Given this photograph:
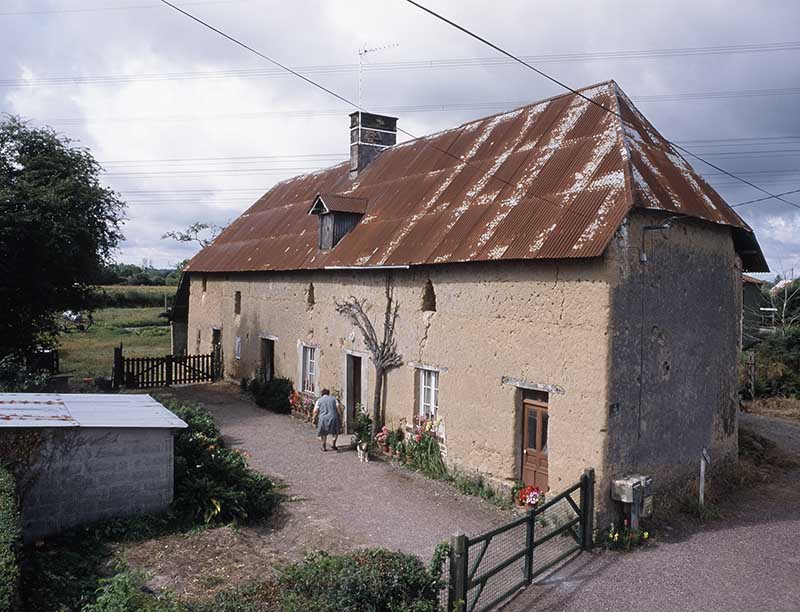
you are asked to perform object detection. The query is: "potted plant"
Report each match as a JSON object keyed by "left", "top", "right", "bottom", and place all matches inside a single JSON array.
[
  {"left": 517, "top": 485, "right": 544, "bottom": 509},
  {"left": 375, "top": 425, "right": 390, "bottom": 453},
  {"left": 511, "top": 481, "right": 525, "bottom": 507}
]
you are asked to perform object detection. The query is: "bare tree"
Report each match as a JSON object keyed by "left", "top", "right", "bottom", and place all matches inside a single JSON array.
[
  {"left": 768, "top": 275, "right": 800, "bottom": 335},
  {"left": 335, "top": 277, "right": 403, "bottom": 428},
  {"left": 162, "top": 222, "right": 224, "bottom": 249}
]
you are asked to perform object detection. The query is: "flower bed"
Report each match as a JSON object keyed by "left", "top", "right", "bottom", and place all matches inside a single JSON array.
[{"left": 289, "top": 391, "right": 315, "bottom": 422}]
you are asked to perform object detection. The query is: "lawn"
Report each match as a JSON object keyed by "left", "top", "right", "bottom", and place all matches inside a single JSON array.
[{"left": 58, "top": 307, "right": 171, "bottom": 383}]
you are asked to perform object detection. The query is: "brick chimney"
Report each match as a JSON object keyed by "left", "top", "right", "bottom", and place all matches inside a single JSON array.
[{"left": 349, "top": 111, "right": 397, "bottom": 179}]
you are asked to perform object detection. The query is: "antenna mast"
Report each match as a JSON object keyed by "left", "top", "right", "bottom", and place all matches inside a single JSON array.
[{"left": 357, "top": 42, "right": 399, "bottom": 107}]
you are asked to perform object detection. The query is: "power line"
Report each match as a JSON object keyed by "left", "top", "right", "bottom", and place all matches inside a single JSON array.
[
  {"left": 730, "top": 189, "right": 800, "bottom": 208},
  {"left": 404, "top": 0, "right": 800, "bottom": 212},
  {"left": 0, "top": 0, "right": 243, "bottom": 17},
  {"left": 99, "top": 152, "right": 346, "bottom": 164},
  {"left": 155, "top": 0, "right": 606, "bottom": 229},
  {"left": 24, "top": 86, "right": 800, "bottom": 128},
  {"left": 4, "top": 40, "right": 800, "bottom": 87}
]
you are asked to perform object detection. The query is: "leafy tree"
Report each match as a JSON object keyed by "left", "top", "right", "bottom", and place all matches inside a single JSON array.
[{"left": 0, "top": 116, "right": 124, "bottom": 356}]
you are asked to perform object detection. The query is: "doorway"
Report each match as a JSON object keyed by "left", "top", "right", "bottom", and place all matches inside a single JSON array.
[
  {"left": 259, "top": 338, "right": 275, "bottom": 383},
  {"left": 345, "top": 354, "right": 362, "bottom": 434},
  {"left": 521, "top": 390, "right": 549, "bottom": 491},
  {"left": 211, "top": 328, "right": 223, "bottom": 378}
]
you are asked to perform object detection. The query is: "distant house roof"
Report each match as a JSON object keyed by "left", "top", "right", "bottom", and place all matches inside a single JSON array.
[
  {"left": 188, "top": 80, "right": 767, "bottom": 274},
  {"left": 0, "top": 394, "right": 188, "bottom": 429},
  {"left": 742, "top": 274, "right": 766, "bottom": 285}
]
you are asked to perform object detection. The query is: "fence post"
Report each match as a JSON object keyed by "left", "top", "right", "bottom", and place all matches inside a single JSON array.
[
  {"left": 112, "top": 345, "right": 123, "bottom": 389},
  {"left": 524, "top": 507, "right": 535, "bottom": 585},
  {"left": 581, "top": 468, "right": 596, "bottom": 550},
  {"left": 449, "top": 533, "right": 467, "bottom": 612},
  {"left": 165, "top": 355, "right": 173, "bottom": 387}
]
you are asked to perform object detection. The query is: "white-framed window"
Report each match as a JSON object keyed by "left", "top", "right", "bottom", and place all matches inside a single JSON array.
[
  {"left": 418, "top": 368, "right": 439, "bottom": 420},
  {"left": 302, "top": 345, "right": 317, "bottom": 394},
  {"left": 234, "top": 336, "right": 242, "bottom": 360}
]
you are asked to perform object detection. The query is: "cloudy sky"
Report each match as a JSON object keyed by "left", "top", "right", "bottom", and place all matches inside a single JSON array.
[{"left": 2, "top": 0, "right": 799, "bottom": 278}]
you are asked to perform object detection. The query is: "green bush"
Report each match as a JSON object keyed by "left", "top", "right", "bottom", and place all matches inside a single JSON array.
[
  {"left": 0, "top": 355, "right": 49, "bottom": 392},
  {"left": 167, "top": 401, "right": 281, "bottom": 525},
  {"left": 755, "top": 328, "right": 800, "bottom": 397},
  {"left": 82, "top": 568, "right": 183, "bottom": 612},
  {"left": 252, "top": 378, "right": 294, "bottom": 414},
  {"left": 278, "top": 549, "right": 442, "bottom": 612},
  {"left": 352, "top": 409, "right": 373, "bottom": 450},
  {"left": 0, "top": 466, "right": 20, "bottom": 611},
  {"left": 186, "top": 581, "right": 280, "bottom": 612},
  {"left": 406, "top": 435, "right": 448, "bottom": 480},
  {"left": 453, "top": 473, "right": 499, "bottom": 503}
]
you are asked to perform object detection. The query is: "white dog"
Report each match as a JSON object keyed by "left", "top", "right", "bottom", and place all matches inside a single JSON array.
[{"left": 356, "top": 441, "right": 370, "bottom": 463}]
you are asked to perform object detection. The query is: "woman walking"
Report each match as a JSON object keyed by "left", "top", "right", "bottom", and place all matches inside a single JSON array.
[{"left": 312, "top": 388, "right": 341, "bottom": 451}]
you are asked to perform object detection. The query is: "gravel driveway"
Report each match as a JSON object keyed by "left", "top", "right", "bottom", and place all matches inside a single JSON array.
[
  {"left": 503, "top": 412, "right": 800, "bottom": 612},
  {"left": 166, "top": 384, "right": 509, "bottom": 559}
]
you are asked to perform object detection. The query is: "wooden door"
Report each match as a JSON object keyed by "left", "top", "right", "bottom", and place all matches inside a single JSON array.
[{"left": 522, "top": 396, "right": 549, "bottom": 490}]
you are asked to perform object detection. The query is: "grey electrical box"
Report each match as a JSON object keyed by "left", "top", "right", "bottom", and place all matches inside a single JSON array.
[{"left": 611, "top": 474, "right": 654, "bottom": 526}]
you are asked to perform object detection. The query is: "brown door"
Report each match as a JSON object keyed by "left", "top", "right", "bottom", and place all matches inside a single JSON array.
[{"left": 522, "top": 394, "right": 549, "bottom": 490}]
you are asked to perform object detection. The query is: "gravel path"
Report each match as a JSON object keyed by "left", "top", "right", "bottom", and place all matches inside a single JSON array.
[
  {"left": 503, "top": 412, "right": 800, "bottom": 612},
  {"left": 166, "top": 384, "right": 509, "bottom": 559}
]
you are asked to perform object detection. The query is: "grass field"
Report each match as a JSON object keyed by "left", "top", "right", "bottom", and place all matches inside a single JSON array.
[{"left": 58, "top": 307, "right": 171, "bottom": 383}]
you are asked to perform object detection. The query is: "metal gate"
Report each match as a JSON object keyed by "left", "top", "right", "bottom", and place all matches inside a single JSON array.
[{"left": 448, "top": 468, "right": 595, "bottom": 612}]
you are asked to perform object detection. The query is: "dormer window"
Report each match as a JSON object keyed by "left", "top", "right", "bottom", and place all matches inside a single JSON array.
[{"left": 308, "top": 193, "right": 368, "bottom": 251}]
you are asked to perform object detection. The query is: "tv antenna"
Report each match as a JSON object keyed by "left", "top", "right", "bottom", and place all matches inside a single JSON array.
[{"left": 358, "top": 42, "right": 399, "bottom": 107}]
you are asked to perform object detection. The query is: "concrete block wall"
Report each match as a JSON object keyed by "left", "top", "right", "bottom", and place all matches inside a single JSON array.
[{"left": 22, "top": 428, "right": 174, "bottom": 541}]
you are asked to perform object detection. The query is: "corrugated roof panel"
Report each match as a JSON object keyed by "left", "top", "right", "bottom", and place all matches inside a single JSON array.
[
  {"left": 0, "top": 394, "right": 187, "bottom": 429},
  {"left": 187, "top": 80, "right": 766, "bottom": 274}
]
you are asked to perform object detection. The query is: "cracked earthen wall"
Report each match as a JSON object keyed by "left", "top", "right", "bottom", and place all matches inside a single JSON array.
[{"left": 187, "top": 259, "right": 613, "bottom": 494}]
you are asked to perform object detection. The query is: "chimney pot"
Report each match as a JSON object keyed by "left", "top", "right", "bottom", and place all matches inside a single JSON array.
[{"left": 349, "top": 111, "right": 397, "bottom": 179}]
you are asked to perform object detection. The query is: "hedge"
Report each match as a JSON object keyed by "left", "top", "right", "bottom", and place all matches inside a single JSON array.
[
  {"left": 0, "top": 466, "right": 19, "bottom": 611},
  {"left": 249, "top": 378, "right": 294, "bottom": 414},
  {"left": 279, "top": 549, "right": 442, "bottom": 611},
  {"left": 163, "top": 400, "right": 282, "bottom": 525}
]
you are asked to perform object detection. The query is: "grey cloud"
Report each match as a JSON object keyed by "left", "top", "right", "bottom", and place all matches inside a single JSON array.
[{"left": 2, "top": 0, "right": 799, "bottom": 275}]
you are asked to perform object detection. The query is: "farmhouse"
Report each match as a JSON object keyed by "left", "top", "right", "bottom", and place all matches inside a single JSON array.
[
  {"left": 173, "top": 81, "right": 767, "bottom": 500},
  {"left": 0, "top": 393, "right": 186, "bottom": 541}
]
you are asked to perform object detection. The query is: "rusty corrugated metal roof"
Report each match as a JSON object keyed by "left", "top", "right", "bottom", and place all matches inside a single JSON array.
[{"left": 188, "top": 80, "right": 767, "bottom": 273}]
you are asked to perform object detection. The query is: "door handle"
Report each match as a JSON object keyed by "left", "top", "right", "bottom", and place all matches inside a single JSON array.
[{"left": 523, "top": 449, "right": 528, "bottom": 455}]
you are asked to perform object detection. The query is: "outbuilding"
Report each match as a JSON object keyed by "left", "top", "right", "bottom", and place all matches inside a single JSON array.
[{"left": 0, "top": 393, "right": 186, "bottom": 541}]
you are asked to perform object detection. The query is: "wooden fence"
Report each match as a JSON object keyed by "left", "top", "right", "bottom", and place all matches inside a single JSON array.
[{"left": 113, "top": 346, "right": 219, "bottom": 389}]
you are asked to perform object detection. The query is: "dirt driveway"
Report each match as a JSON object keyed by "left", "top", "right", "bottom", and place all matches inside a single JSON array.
[
  {"left": 503, "top": 412, "right": 800, "bottom": 612},
  {"left": 165, "top": 384, "right": 509, "bottom": 559}
]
